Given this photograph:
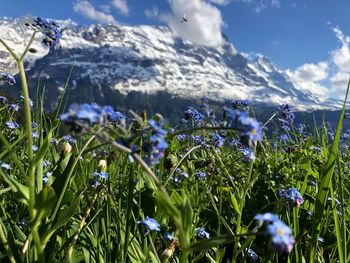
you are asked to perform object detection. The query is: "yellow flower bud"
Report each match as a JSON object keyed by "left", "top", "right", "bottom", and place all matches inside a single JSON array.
[{"left": 98, "top": 159, "right": 107, "bottom": 171}]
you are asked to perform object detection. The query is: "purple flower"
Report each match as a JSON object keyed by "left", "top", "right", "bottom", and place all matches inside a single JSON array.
[
  {"left": 143, "top": 119, "right": 168, "bottom": 164},
  {"left": 137, "top": 216, "right": 160, "bottom": 232},
  {"left": 0, "top": 73, "right": 16, "bottom": 85},
  {"left": 278, "top": 188, "right": 304, "bottom": 207},
  {"left": 195, "top": 227, "right": 210, "bottom": 239},
  {"left": 5, "top": 121, "right": 19, "bottom": 130}
]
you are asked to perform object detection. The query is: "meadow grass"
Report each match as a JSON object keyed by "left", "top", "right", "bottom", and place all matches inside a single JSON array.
[{"left": 0, "top": 17, "right": 349, "bottom": 263}]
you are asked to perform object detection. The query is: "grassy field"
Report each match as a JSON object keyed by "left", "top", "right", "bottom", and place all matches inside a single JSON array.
[{"left": 0, "top": 17, "right": 349, "bottom": 263}]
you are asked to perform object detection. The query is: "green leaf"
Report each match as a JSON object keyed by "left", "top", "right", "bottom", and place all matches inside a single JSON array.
[
  {"left": 32, "top": 186, "right": 57, "bottom": 227},
  {"left": 230, "top": 193, "right": 241, "bottom": 217},
  {"left": 187, "top": 234, "right": 235, "bottom": 253},
  {"left": 0, "top": 171, "right": 29, "bottom": 206}
]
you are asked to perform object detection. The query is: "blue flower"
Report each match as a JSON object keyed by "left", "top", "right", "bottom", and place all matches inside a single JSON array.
[
  {"left": 184, "top": 107, "right": 204, "bottom": 125},
  {"left": 43, "top": 172, "right": 53, "bottom": 183},
  {"left": 0, "top": 162, "right": 12, "bottom": 170},
  {"left": 63, "top": 135, "right": 75, "bottom": 143},
  {"left": 32, "top": 145, "right": 38, "bottom": 152},
  {"left": 232, "top": 99, "right": 250, "bottom": 110},
  {"left": 327, "top": 197, "right": 341, "bottom": 206},
  {"left": 278, "top": 104, "right": 295, "bottom": 123},
  {"left": 92, "top": 171, "right": 109, "bottom": 180},
  {"left": 0, "top": 96, "right": 8, "bottom": 104},
  {"left": 32, "top": 131, "right": 39, "bottom": 139},
  {"left": 60, "top": 103, "right": 124, "bottom": 129},
  {"left": 247, "top": 248, "right": 259, "bottom": 262},
  {"left": 194, "top": 171, "right": 207, "bottom": 180},
  {"left": 8, "top": 104, "right": 20, "bottom": 112},
  {"left": 278, "top": 188, "right": 304, "bottom": 207},
  {"left": 254, "top": 213, "right": 280, "bottom": 226},
  {"left": 43, "top": 160, "right": 51, "bottom": 168},
  {"left": 137, "top": 216, "right": 160, "bottom": 232},
  {"left": 211, "top": 133, "right": 224, "bottom": 147},
  {"left": 195, "top": 227, "right": 210, "bottom": 239},
  {"left": 19, "top": 96, "right": 33, "bottom": 108},
  {"left": 266, "top": 220, "right": 295, "bottom": 253},
  {"left": 28, "top": 17, "right": 62, "bottom": 47},
  {"left": 239, "top": 148, "right": 256, "bottom": 162},
  {"left": 164, "top": 232, "right": 175, "bottom": 241},
  {"left": 0, "top": 73, "right": 16, "bottom": 85},
  {"left": 5, "top": 121, "right": 19, "bottom": 130}
]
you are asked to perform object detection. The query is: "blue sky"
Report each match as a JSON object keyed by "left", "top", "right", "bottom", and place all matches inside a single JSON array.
[{"left": 1, "top": 0, "right": 350, "bottom": 98}]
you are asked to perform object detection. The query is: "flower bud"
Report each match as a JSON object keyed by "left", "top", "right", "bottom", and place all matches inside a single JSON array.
[{"left": 98, "top": 159, "right": 107, "bottom": 171}]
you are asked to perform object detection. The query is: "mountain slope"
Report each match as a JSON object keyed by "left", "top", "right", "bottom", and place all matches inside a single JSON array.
[{"left": 0, "top": 16, "right": 341, "bottom": 111}]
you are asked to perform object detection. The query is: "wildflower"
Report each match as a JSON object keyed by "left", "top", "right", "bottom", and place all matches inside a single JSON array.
[
  {"left": 175, "top": 168, "right": 188, "bottom": 178},
  {"left": 191, "top": 135, "right": 206, "bottom": 146},
  {"left": 92, "top": 171, "right": 109, "bottom": 180},
  {"left": 278, "top": 188, "right": 304, "bottom": 207},
  {"left": 280, "top": 134, "right": 290, "bottom": 143},
  {"left": 211, "top": 133, "right": 224, "bottom": 147},
  {"left": 194, "top": 171, "right": 207, "bottom": 180},
  {"left": 195, "top": 227, "right": 210, "bottom": 239},
  {"left": 326, "top": 197, "right": 341, "bottom": 206},
  {"left": 230, "top": 138, "right": 241, "bottom": 146},
  {"left": 137, "top": 216, "right": 160, "bottom": 232},
  {"left": 0, "top": 96, "right": 8, "bottom": 104},
  {"left": 239, "top": 148, "right": 256, "bottom": 162},
  {"left": 247, "top": 248, "right": 259, "bottom": 262},
  {"left": 318, "top": 237, "right": 325, "bottom": 243},
  {"left": 5, "top": 121, "right": 19, "bottom": 130},
  {"left": 0, "top": 73, "right": 16, "bottom": 85},
  {"left": 164, "top": 232, "right": 175, "bottom": 241},
  {"left": 32, "top": 145, "right": 38, "bottom": 152},
  {"left": 254, "top": 213, "right": 280, "bottom": 227},
  {"left": 232, "top": 99, "right": 250, "bottom": 110},
  {"left": 32, "top": 122, "right": 38, "bottom": 129},
  {"left": 278, "top": 104, "right": 295, "bottom": 123},
  {"left": 90, "top": 180, "right": 101, "bottom": 188},
  {"left": 176, "top": 134, "right": 187, "bottom": 141},
  {"left": 8, "top": 104, "right": 20, "bottom": 112},
  {"left": 184, "top": 107, "right": 204, "bottom": 125},
  {"left": 143, "top": 119, "right": 168, "bottom": 164},
  {"left": 27, "top": 17, "right": 62, "bottom": 46},
  {"left": 43, "top": 172, "right": 53, "bottom": 183},
  {"left": 43, "top": 159, "right": 51, "bottom": 168},
  {"left": 32, "top": 131, "right": 39, "bottom": 139},
  {"left": 267, "top": 220, "right": 295, "bottom": 253},
  {"left": 0, "top": 162, "right": 12, "bottom": 170},
  {"left": 60, "top": 103, "right": 123, "bottom": 129}
]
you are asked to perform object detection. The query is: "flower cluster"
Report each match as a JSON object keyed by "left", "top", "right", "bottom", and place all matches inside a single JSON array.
[
  {"left": 231, "top": 99, "right": 250, "bottom": 110},
  {"left": 90, "top": 171, "right": 109, "bottom": 188},
  {"left": 143, "top": 119, "right": 168, "bottom": 164},
  {"left": 5, "top": 121, "right": 19, "bottom": 130},
  {"left": 254, "top": 213, "right": 295, "bottom": 253},
  {"left": 278, "top": 188, "right": 304, "bottom": 207},
  {"left": 225, "top": 108, "right": 262, "bottom": 147},
  {"left": 26, "top": 17, "right": 62, "bottom": 47},
  {"left": 211, "top": 133, "right": 224, "bottom": 147},
  {"left": 137, "top": 216, "right": 160, "bottom": 232},
  {"left": 0, "top": 73, "right": 16, "bottom": 85},
  {"left": 195, "top": 227, "right": 210, "bottom": 239},
  {"left": 60, "top": 103, "right": 125, "bottom": 129},
  {"left": 278, "top": 104, "right": 295, "bottom": 123},
  {"left": 184, "top": 107, "right": 204, "bottom": 125}
]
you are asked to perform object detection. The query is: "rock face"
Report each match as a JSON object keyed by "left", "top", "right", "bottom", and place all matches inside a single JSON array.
[{"left": 0, "top": 16, "right": 341, "bottom": 113}]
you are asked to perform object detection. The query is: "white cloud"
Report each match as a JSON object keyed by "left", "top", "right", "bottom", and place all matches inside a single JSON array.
[
  {"left": 73, "top": 1, "right": 117, "bottom": 24},
  {"left": 207, "top": 0, "right": 231, "bottom": 5},
  {"left": 286, "top": 62, "right": 329, "bottom": 96},
  {"left": 111, "top": 0, "right": 129, "bottom": 16},
  {"left": 232, "top": 0, "right": 280, "bottom": 13},
  {"left": 330, "top": 27, "right": 350, "bottom": 72},
  {"left": 159, "top": 0, "right": 225, "bottom": 47}
]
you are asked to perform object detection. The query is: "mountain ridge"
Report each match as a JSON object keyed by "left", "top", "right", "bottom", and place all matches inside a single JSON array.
[{"left": 0, "top": 16, "right": 342, "bottom": 112}]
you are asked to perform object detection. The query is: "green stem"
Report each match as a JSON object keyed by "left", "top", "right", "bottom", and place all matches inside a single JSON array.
[
  {"left": 293, "top": 207, "right": 302, "bottom": 263},
  {"left": 0, "top": 37, "right": 19, "bottom": 60},
  {"left": 0, "top": 218, "right": 16, "bottom": 263}
]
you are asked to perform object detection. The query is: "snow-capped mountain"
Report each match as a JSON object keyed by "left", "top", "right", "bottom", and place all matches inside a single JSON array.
[{"left": 0, "top": 16, "right": 341, "bottom": 111}]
